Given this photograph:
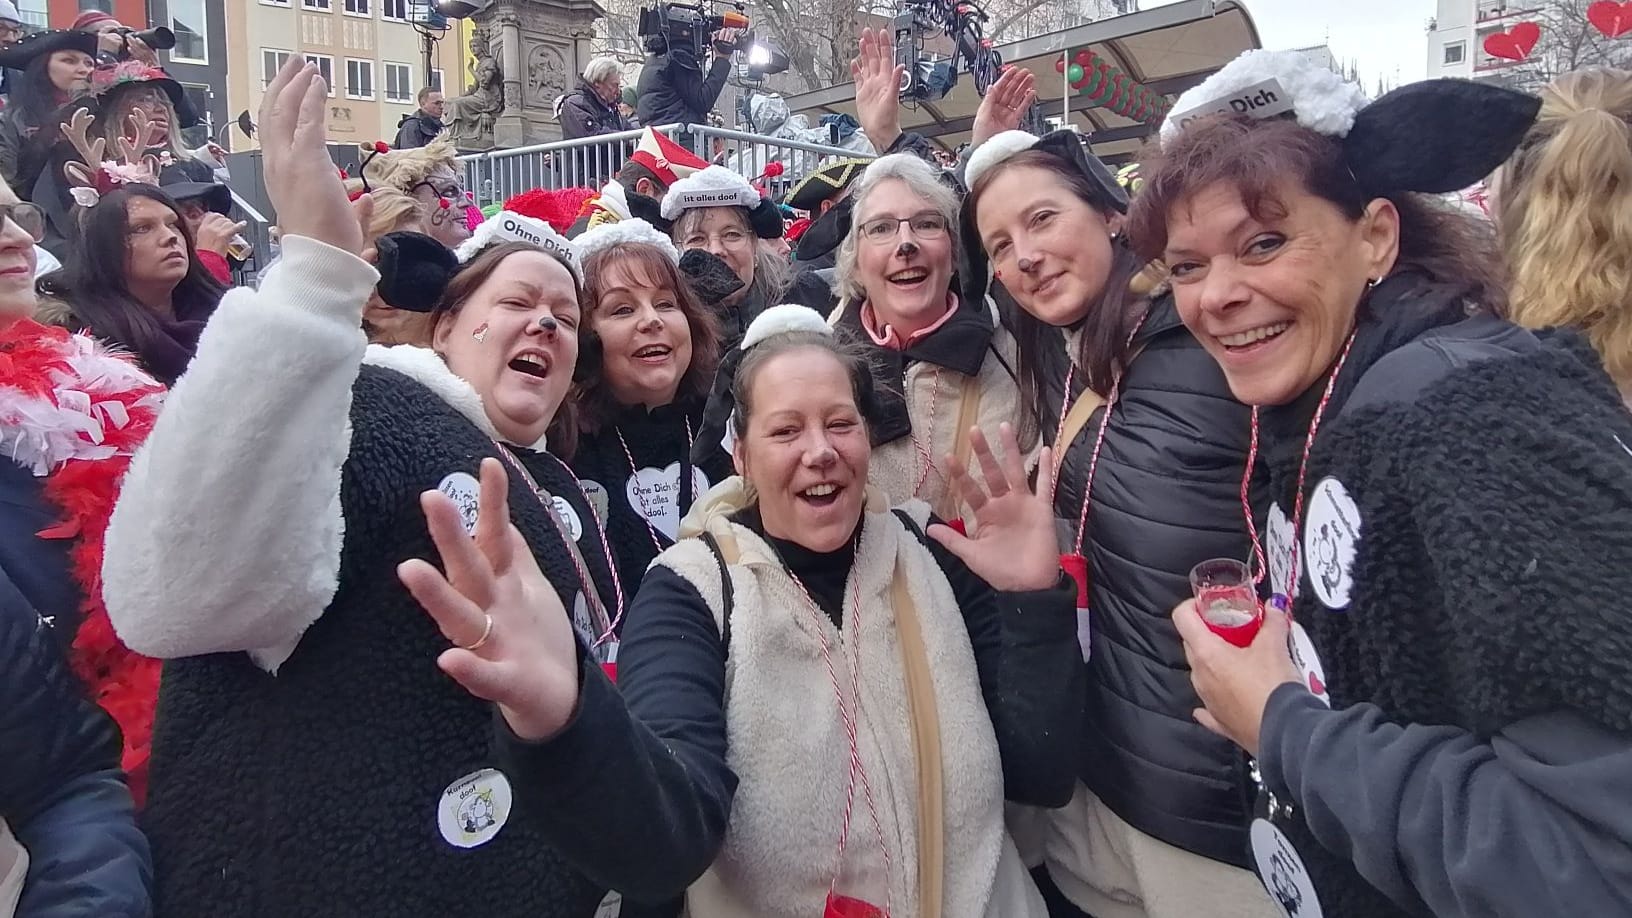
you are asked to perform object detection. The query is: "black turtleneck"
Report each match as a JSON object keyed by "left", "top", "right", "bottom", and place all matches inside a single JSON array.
[{"left": 732, "top": 505, "right": 862, "bottom": 627}]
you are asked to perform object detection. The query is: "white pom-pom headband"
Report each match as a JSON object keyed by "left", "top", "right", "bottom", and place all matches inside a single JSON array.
[
  {"left": 739, "top": 303, "right": 833, "bottom": 350},
  {"left": 454, "top": 210, "right": 582, "bottom": 283},
  {"left": 964, "top": 130, "right": 1043, "bottom": 192},
  {"left": 1161, "top": 49, "right": 1367, "bottom": 144},
  {"left": 574, "top": 218, "right": 681, "bottom": 265},
  {"left": 660, "top": 165, "right": 761, "bottom": 220}
]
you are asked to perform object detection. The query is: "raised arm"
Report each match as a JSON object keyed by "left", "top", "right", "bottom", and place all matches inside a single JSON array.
[{"left": 103, "top": 58, "right": 377, "bottom": 671}]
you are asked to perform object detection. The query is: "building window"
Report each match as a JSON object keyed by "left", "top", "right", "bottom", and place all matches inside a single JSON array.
[
  {"left": 430, "top": 68, "right": 444, "bottom": 93},
  {"left": 384, "top": 62, "right": 413, "bottom": 102},
  {"left": 303, "top": 0, "right": 331, "bottom": 9},
  {"left": 259, "top": 0, "right": 292, "bottom": 6},
  {"left": 262, "top": 48, "right": 292, "bottom": 87},
  {"left": 14, "top": 0, "right": 46, "bottom": 29},
  {"left": 1443, "top": 41, "right": 1465, "bottom": 65},
  {"left": 78, "top": 0, "right": 114, "bottom": 11},
  {"left": 169, "top": 0, "right": 208, "bottom": 63},
  {"left": 382, "top": 0, "right": 408, "bottom": 19},
  {"left": 344, "top": 0, "right": 370, "bottom": 15},
  {"left": 345, "top": 58, "right": 375, "bottom": 100},
  {"left": 305, "top": 54, "right": 335, "bottom": 96}
]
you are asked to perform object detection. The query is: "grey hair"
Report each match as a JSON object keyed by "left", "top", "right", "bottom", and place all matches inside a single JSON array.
[
  {"left": 833, "top": 153, "right": 960, "bottom": 304},
  {"left": 582, "top": 56, "right": 622, "bottom": 86},
  {"left": 673, "top": 205, "right": 790, "bottom": 308}
]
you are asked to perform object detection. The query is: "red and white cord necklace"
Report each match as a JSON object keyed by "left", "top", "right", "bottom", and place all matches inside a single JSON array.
[
  {"left": 1054, "top": 313, "right": 1149, "bottom": 555},
  {"left": 787, "top": 570, "right": 895, "bottom": 913},
  {"left": 1240, "top": 328, "right": 1359, "bottom": 617},
  {"left": 910, "top": 367, "right": 944, "bottom": 498},
  {"left": 615, "top": 416, "right": 695, "bottom": 555}
]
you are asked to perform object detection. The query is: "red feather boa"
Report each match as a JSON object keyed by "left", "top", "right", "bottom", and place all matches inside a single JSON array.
[{"left": 0, "top": 319, "right": 164, "bottom": 805}]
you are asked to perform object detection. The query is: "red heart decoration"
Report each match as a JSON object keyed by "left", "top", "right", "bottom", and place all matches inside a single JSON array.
[
  {"left": 1483, "top": 21, "right": 1541, "bottom": 61},
  {"left": 1588, "top": 1, "right": 1632, "bottom": 38},
  {"left": 1307, "top": 671, "right": 1326, "bottom": 695}
]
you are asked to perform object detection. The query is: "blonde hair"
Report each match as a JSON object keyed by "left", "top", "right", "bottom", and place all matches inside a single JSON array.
[
  {"left": 362, "top": 187, "right": 428, "bottom": 240},
  {"left": 1498, "top": 67, "right": 1632, "bottom": 387}
]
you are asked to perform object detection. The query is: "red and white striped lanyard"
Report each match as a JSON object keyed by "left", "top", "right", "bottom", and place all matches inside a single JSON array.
[
  {"left": 615, "top": 416, "right": 695, "bottom": 556},
  {"left": 1239, "top": 329, "right": 1358, "bottom": 616},
  {"left": 1053, "top": 314, "right": 1149, "bottom": 556},
  {"left": 493, "top": 443, "right": 628, "bottom": 646},
  {"left": 787, "top": 570, "right": 895, "bottom": 912},
  {"left": 910, "top": 367, "right": 944, "bottom": 498}
]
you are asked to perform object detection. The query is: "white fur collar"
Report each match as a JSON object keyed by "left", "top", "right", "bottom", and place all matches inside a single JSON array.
[{"left": 362, "top": 344, "right": 550, "bottom": 452}]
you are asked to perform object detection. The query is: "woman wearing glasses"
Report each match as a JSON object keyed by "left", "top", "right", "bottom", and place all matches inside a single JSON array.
[
  {"left": 827, "top": 152, "right": 1030, "bottom": 521},
  {"left": 660, "top": 164, "right": 791, "bottom": 347}
]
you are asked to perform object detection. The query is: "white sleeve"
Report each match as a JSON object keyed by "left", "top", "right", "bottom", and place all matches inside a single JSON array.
[{"left": 103, "top": 236, "right": 379, "bottom": 673}]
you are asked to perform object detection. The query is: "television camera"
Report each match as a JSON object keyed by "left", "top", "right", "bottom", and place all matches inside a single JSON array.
[
  {"left": 639, "top": 1, "right": 754, "bottom": 60},
  {"left": 893, "top": 0, "right": 1042, "bottom": 130}
]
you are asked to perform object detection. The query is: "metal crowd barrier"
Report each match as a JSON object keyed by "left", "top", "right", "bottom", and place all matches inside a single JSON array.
[{"left": 457, "top": 123, "right": 871, "bottom": 205}]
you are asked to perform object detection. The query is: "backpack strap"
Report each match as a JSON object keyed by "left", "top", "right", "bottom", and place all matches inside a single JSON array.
[
  {"left": 698, "top": 529, "right": 735, "bottom": 653},
  {"left": 887, "top": 506, "right": 945, "bottom": 913}
]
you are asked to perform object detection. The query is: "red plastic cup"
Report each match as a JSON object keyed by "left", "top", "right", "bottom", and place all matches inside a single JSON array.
[
  {"left": 1189, "top": 558, "right": 1263, "bottom": 647},
  {"left": 825, "top": 894, "right": 887, "bottom": 918}
]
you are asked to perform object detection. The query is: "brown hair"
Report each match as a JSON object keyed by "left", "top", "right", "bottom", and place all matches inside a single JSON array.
[
  {"left": 1127, "top": 115, "right": 1504, "bottom": 314},
  {"left": 576, "top": 241, "right": 723, "bottom": 433},
  {"left": 967, "top": 148, "right": 1151, "bottom": 435}
]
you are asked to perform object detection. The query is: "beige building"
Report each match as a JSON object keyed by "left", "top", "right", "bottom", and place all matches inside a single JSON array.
[{"left": 227, "top": 0, "right": 470, "bottom": 146}]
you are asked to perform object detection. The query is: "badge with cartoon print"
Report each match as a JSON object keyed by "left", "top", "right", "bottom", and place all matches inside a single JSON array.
[
  {"left": 1303, "top": 478, "right": 1361, "bottom": 610},
  {"left": 437, "top": 768, "right": 513, "bottom": 848},
  {"left": 549, "top": 494, "right": 583, "bottom": 541},
  {"left": 437, "top": 472, "right": 481, "bottom": 535},
  {"left": 1251, "top": 818, "right": 1324, "bottom": 918},
  {"left": 1265, "top": 502, "right": 1296, "bottom": 600}
]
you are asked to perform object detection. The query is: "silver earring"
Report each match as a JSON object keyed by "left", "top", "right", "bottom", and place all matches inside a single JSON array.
[{"left": 1366, "top": 277, "right": 1380, "bottom": 290}]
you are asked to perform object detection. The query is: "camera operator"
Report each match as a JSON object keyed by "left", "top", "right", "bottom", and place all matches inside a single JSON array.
[
  {"left": 635, "top": 25, "right": 741, "bottom": 150},
  {"left": 71, "top": 11, "right": 161, "bottom": 66}
]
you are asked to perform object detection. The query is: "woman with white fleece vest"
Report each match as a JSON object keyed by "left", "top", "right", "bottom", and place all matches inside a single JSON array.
[
  {"left": 101, "top": 59, "right": 622, "bottom": 918},
  {"left": 397, "top": 305, "right": 1085, "bottom": 918}
]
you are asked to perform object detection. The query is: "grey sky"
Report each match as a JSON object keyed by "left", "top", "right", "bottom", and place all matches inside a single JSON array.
[{"left": 1152, "top": 0, "right": 1438, "bottom": 87}]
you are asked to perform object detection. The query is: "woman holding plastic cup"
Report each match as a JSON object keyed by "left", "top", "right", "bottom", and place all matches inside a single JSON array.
[{"left": 1138, "top": 49, "right": 1632, "bottom": 918}]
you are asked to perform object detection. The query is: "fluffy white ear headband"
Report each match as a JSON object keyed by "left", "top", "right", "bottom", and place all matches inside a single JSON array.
[
  {"left": 454, "top": 210, "right": 582, "bottom": 283},
  {"left": 1162, "top": 49, "right": 1367, "bottom": 143},
  {"left": 964, "top": 130, "right": 1041, "bottom": 191},
  {"left": 740, "top": 303, "right": 832, "bottom": 350},
  {"left": 660, "top": 165, "right": 760, "bottom": 220},
  {"left": 573, "top": 218, "right": 681, "bottom": 264}
]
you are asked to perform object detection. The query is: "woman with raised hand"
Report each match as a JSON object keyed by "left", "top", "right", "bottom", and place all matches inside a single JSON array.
[
  {"left": 402, "top": 307, "right": 1084, "bottom": 917},
  {"left": 1493, "top": 67, "right": 1632, "bottom": 408},
  {"left": 566, "top": 219, "right": 735, "bottom": 587},
  {"left": 102, "top": 57, "right": 623, "bottom": 918},
  {"left": 1137, "top": 49, "right": 1632, "bottom": 917},
  {"left": 960, "top": 124, "right": 1266, "bottom": 916}
]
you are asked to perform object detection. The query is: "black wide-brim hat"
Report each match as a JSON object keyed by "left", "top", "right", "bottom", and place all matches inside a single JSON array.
[
  {"left": 0, "top": 28, "right": 98, "bottom": 71},
  {"left": 784, "top": 157, "right": 871, "bottom": 213},
  {"left": 85, "top": 62, "right": 199, "bottom": 130}
]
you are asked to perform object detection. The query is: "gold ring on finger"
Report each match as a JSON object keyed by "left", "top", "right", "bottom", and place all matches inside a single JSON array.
[{"left": 462, "top": 613, "right": 494, "bottom": 651}]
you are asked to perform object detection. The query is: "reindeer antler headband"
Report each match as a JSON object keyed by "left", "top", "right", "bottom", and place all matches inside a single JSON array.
[{"left": 60, "top": 107, "right": 167, "bottom": 207}]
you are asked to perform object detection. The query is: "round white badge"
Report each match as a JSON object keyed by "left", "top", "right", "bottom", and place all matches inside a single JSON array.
[
  {"left": 436, "top": 768, "right": 513, "bottom": 849},
  {"left": 571, "top": 591, "right": 594, "bottom": 644},
  {"left": 1302, "top": 477, "right": 1361, "bottom": 610},
  {"left": 1288, "top": 621, "right": 1331, "bottom": 706},
  {"left": 551, "top": 494, "right": 583, "bottom": 541},
  {"left": 437, "top": 472, "right": 481, "bottom": 535},
  {"left": 579, "top": 479, "right": 612, "bottom": 523},
  {"left": 1265, "top": 502, "right": 1296, "bottom": 600},
  {"left": 1251, "top": 818, "right": 1324, "bottom": 918}
]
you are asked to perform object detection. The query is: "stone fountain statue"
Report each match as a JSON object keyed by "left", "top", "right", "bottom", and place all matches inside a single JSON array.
[{"left": 446, "top": 25, "right": 505, "bottom": 151}]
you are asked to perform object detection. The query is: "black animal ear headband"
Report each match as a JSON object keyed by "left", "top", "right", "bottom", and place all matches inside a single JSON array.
[
  {"left": 374, "top": 212, "right": 585, "bottom": 314},
  {"left": 691, "top": 304, "right": 836, "bottom": 465}
]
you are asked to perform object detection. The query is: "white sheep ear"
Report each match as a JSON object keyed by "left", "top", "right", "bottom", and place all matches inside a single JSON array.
[{"left": 739, "top": 304, "right": 832, "bottom": 350}]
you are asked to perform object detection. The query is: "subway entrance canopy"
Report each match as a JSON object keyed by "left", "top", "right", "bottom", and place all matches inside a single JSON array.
[{"left": 783, "top": 0, "right": 1262, "bottom": 162}]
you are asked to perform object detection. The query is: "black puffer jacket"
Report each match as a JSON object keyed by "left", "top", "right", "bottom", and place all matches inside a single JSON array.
[
  {"left": 0, "top": 568, "right": 151, "bottom": 918},
  {"left": 1050, "top": 294, "right": 1261, "bottom": 867}
]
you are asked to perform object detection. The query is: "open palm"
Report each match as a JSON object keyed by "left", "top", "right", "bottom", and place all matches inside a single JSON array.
[
  {"left": 851, "top": 28, "right": 905, "bottom": 153},
  {"left": 928, "top": 424, "right": 1060, "bottom": 592}
]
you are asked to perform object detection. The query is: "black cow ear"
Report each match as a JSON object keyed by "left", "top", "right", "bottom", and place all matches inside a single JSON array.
[
  {"left": 748, "top": 197, "right": 785, "bottom": 239},
  {"left": 375, "top": 232, "right": 458, "bottom": 313},
  {"left": 1345, "top": 79, "right": 1540, "bottom": 196},
  {"left": 1033, "top": 129, "right": 1129, "bottom": 214},
  {"left": 679, "top": 248, "right": 746, "bottom": 306}
]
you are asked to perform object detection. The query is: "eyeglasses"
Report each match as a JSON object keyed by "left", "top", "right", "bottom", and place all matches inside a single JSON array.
[
  {"left": 682, "top": 228, "right": 751, "bottom": 250},
  {"left": 858, "top": 211, "right": 949, "bottom": 245},
  {"left": 0, "top": 23, "right": 23, "bottom": 41},
  {"left": 0, "top": 203, "right": 45, "bottom": 243}
]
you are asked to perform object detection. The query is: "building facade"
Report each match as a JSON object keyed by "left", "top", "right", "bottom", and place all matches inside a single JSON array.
[
  {"left": 149, "top": 0, "right": 230, "bottom": 148},
  {"left": 226, "top": 0, "right": 469, "bottom": 150},
  {"left": 1425, "top": 0, "right": 1538, "bottom": 83}
]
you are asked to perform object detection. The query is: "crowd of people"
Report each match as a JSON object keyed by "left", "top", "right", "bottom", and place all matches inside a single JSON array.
[{"left": 4, "top": 14, "right": 1632, "bottom": 918}]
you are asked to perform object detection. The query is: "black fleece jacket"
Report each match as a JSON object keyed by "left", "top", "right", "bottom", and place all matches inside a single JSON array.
[{"left": 1249, "top": 273, "right": 1632, "bottom": 918}]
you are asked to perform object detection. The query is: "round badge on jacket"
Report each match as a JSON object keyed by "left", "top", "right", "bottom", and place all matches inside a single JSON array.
[
  {"left": 437, "top": 768, "right": 513, "bottom": 849},
  {"left": 438, "top": 472, "right": 481, "bottom": 534},
  {"left": 1265, "top": 502, "right": 1296, "bottom": 600},
  {"left": 1251, "top": 818, "right": 1324, "bottom": 918},
  {"left": 1303, "top": 477, "right": 1361, "bottom": 610},
  {"left": 550, "top": 494, "right": 583, "bottom": 541}
]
